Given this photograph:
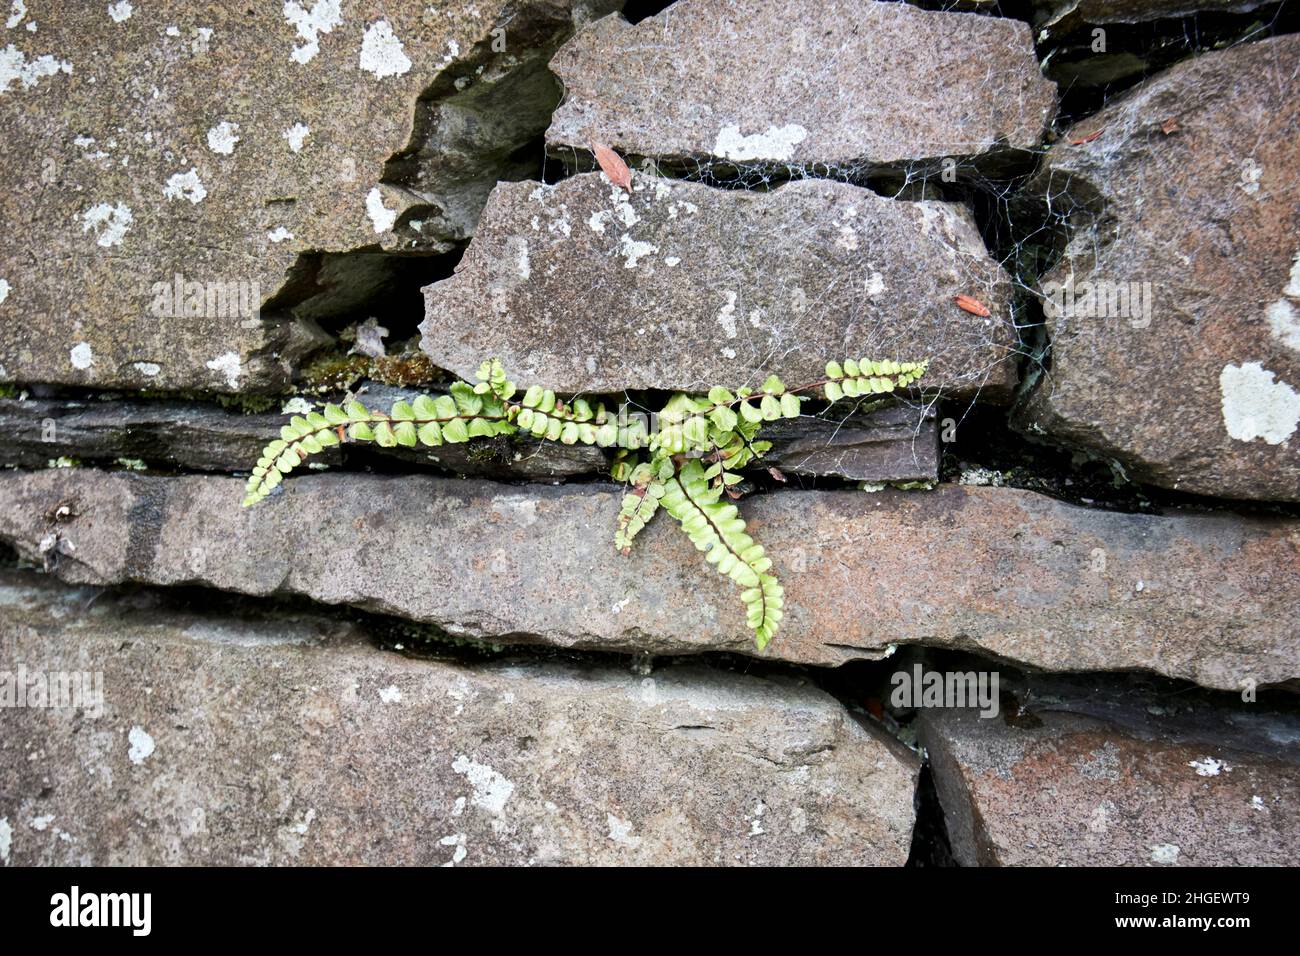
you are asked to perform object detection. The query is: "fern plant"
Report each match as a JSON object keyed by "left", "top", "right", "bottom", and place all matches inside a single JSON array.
[{"left": 241, "top": 356, "right": 928, "bottom": 651}]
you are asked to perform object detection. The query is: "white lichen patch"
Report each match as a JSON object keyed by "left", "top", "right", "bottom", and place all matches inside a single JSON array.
[
  {"left": 378, "top": 685, "right": 402, "bottom": 704},
  {"left": 0, "top": 43, "right": 71, "bottom": 93},
  {"left": 283, "top": 0, "right": 341, "bottom": 65},
  {"left": 163, "top": 168, "right": 206, "bottom": 204},
  {"left": 865, "top": 271, "right": 886, "bottom": 296},
  {"left": 0, "top": 278, "right": 8, "bottom": 304},
  {"left": 281, "top": 397, "right": 313, "bottom": 415},
  {"left": 107, "top": 1, "right": 132, "bottom": 23},
  {"left": 267, "top": 226, "right": 293, "bottom": 243},
  {"left": 1188, "top": 756, "right": 1231, "bottom": 777},
  {"left": 1150, "top": 843, "right": 1180, "bottom": 865},
  {"left": 69, "top": 342, "right": 93, "bottom": 370},
  {"left": 1266, "top": 250, "right": 1300, "bottom": 352},
  {"left": 80, "top": 201, "right": 132, "bottom": 247},
  {"left": 451, "top": 755, "right": 514, "bottom": 815},
  {"left": 359, "top": 19, "right": 411, "bottom": 79},
  {"left": 127, "top": 725, "right": 155, "bottom": 764},
  {"left": 713, "top": 123, "right": 807, "bottom": 162},
  {"left": 132, "top": 361, "right": 160, "bottom": 376},
  {"left": 606, "top": 814, "right": 642, "bottom": 849},
  {"left": 1219, "top": 362, "right": 1300, "bottom": 445},
  {"left": 205, "top": 351, "right": 241, "bottom": 389},
  {"left": 716, "top": 291, "right": 738, "bottom": 338},
  {"left": 439, "top": 833, "right": 467, "bottom": 866},
  {"left": 6, "top": 2, "right": 25, "bottom": 30},
  {"left": 1237, "top": 157, "right": 1263, "bottom": 197},
  {"left": 618, "top": 235, "right": 656, "bottom": 269},
  {"left": 282, "top": 122, "right": 309, "bottom": 153},
  {"left": 365, "top": 187, "right": 396, "bottom": 233},
  {"left": 0, "top": 816, "right": 10, "bottom": 865},
  {"left": 206, "top": 120, "right": 240, "bottom": 155}
]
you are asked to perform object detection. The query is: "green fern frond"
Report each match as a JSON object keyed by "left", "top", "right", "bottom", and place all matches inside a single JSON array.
[
  {"left": 614, "top": 463, "right": 665, "bottom": 555},
  {"left": 822, "top": 358, "right": 928, "bottom": 402},
  {"left": 660, "top": 459, "right": 784, "bottom": 649},
  {"left": 239, "top": 354, "right": 932, "bottom": 653},
  {"left": 241, "top": 387, "right": 517, "bottom": 507}
]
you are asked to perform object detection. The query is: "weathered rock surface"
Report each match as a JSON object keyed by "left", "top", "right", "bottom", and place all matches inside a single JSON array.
[
  {"left": 761, "top": 404, "right": 939, "bottom": 484},
  {"left": 421, "top": 174, "right": 1021, "bottom": 400},
  {"left": 1017, "top": 36, "right": 1300, "bottom": 501},
  {"left": 918, "top": 677, "right": 1300, "bottom": 865},
  {"left": 0, "top": 570, "right": 918, "bottom": 865},
  {"left": 546, "top": 0, "right": 1055, "bottom": 174},
  {"left": 0, "top": 0, "right": 616, "bottom": 392},
  {"left": 1, "top": 470, "right": 1295, "bottom": 688}
]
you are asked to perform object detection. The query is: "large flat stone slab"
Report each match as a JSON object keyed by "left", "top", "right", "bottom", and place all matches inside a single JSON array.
[
  {"left": 0, "top": 470, "right": 1295, "bottom": 688},
  {"left": 1016, "top": 36, "right": 1300, "bottom": 501},
  {"left": 0, "top": 571, "right": 918, "bottom": 865},
  {"left": 0, "top": 0, "right": 615, "bottom": 392},
  {"left": 918, "top": 677, "right": 1300, "bottom": 866},
  {"left": 546, "top": 0, "right": 1055, "bottom": 174},
  {"left": 421, "top": 174, "right": 1021, "bottom": 400}
]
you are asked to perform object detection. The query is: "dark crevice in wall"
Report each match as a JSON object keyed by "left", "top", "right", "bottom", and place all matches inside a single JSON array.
[
  {"left": 907, "top": 765, "right": 957, "bottom": 867},
  {"left": 1039, "top": 2, "right": 1299, "bottom": 126},
  {"left": 620, "top": 0, "right": 679, "bottom": 23},
  {"left": 265, "top": 246, "right": 465, "bottom": 343},
  {"left": 899, "top": 0, "right": 1034, "bottom": 19}
]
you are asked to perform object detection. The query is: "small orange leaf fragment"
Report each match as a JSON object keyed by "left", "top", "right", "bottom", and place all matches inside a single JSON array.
[
  {"left": 589, "top": 141, "right": 632, "bottom": 192},
  {"left": 1161, "top": 118, "right": 1180, "bottom": 135},
  {"left": 954, "top": 294, "right": 991, "bottom": 318},
  {"left": 1069, "top": 129, "right": 1103, "bottom": 145}
]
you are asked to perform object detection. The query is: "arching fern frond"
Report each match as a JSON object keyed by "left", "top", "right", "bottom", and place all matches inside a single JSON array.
[
  {"left": 241, "top": 387, "right": 518, "bottom": 507},
  {"left": 660, "top": 459, "right": 784, "bottom": 649},
  {"left": 614, "top": 462, "right": 665, "bottom": 555},
  {"left": 239, "top": 354, "right": 929, "bottom": 652}
]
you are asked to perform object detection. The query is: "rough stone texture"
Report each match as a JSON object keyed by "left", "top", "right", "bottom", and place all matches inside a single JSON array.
[
  {"left": 421, "top": 174, "right": 1021, "bottom": 400},
  {"left": 0, "top": 0, "right": 617, "bottom": 392},
  {"left": 546, "top": 0, "right": 1056, "bottom": 174},
  {"left": 918, "top": 678, "right": 1300, "bottom": 866},
  {"left": 0, "top": 570, "right": 918, "bottom": 865},
  {"left": 1, "top": 470, "right": 1295, "bottom": 689},
  {"left": 761, "top": 404, "right": 939, "bottom": 484},
  {"left": 1017, "top": 36, "right": 1300, "bottom": 501}
]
